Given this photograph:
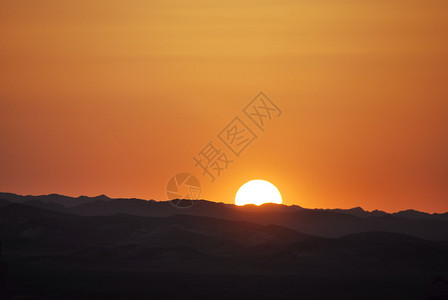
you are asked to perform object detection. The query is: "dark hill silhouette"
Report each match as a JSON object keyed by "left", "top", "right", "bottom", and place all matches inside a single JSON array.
[
  {"left": 1, "top": 193, "right": 448, "bottom": 241},
  {"left": 322, "top": 206, "right": 387, "bottom": 218},
  {"left": 1, "top": 198, "right": 448, "bottom": 299},
  {"left": 0, "top": 192, "right": 111, "bottom": 208},
  {"left": 393, "top": 209, "right": 448, "bottom": 221},
  {"left": 340, "top": 231, "right": 428, "bottom": 243}
]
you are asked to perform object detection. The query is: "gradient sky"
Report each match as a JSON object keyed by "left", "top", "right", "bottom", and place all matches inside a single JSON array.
[{"left": 1, "top": 0, "right": 448, "bottom": 212}]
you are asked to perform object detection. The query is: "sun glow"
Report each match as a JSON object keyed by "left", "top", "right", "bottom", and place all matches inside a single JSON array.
[{"left": 235, "top": 180, "right": 282, "bottom": 206}]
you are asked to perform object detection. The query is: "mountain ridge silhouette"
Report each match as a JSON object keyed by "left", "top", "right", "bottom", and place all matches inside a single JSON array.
[
  {"left": 1, "top": 192, "right": 448, "bottom": 241},
  {"left": 1, "top": 194, "right": 448, "bottom": 299}
]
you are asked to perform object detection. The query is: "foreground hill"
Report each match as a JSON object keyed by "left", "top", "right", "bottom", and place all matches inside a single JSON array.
[{"left": 1, "top": 199, "right": 448, "bottom": 299}]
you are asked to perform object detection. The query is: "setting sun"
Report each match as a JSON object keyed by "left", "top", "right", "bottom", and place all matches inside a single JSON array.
[{"left": 235, "top": 180, "right": 282, "bottom": 206}]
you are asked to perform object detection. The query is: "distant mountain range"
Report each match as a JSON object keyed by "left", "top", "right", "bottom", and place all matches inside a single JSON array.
[
  {"left": 1, "top": 192, "right": 448, "bottom": 241},
  {"left": 1, "top": 192, "right": 448, "bottom": 299}
]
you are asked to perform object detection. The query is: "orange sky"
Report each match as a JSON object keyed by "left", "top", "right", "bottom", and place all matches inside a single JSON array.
[{"left": 1, "top": 0, "right": 448, "bottom": 213}]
